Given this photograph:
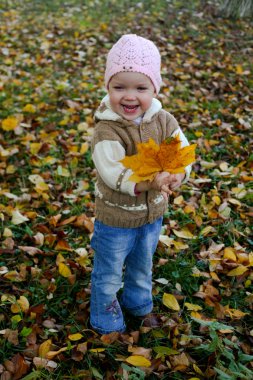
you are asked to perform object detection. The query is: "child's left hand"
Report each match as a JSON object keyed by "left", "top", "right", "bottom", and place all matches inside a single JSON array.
[{"left": 167, "top": 173, "right": 185, "bottom": 190}]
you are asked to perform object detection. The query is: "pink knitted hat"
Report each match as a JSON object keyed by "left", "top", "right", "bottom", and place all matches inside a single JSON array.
[{"left": 105, "top": 34, "right": 162, "bottom": 94}]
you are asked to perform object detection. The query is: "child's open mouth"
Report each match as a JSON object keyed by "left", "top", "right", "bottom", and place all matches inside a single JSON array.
[{"left": 122, "top": 104, "right": 139, "bottom": 114}]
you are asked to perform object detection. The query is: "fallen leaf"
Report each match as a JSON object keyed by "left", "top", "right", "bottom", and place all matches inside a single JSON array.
[
  {"left": 184, "top": 302, "right": 202, "bottom": 311},
  {"left": 46, "top": 347, "right": 68, "bottom": 360},
  {"left": 162, "top": 293, "right": 180, "bottom": 311},
  {"left": 173, "top": 228, "right": 195, "bottom": 239},
  {"left": 68, "top": 333, "right": 83, "bottom": 341},
  {"left": 223, "top": 247, "right": 237, "bottom": 261},
  {"left": 18, "top": 246, "right": 44, "bottom": 256},
  {"left": 1, "top": 116, "right": 19, "bottom": 131},
  {"left": 11, "top": 296, "right": 30, "bottom": 313},
  {"left": 153, "top": 346, "right": 179, "bottom": 357},
  {"left": 58, "top": 262, "right": 72, "bottom": 277},
  {"left": 227, "top": 266, "right": 248, "bottom": 276},
  {"left": 125, "top": 355, "right": 151, "bottom": 367},
  {"left": 11, "top": 210, "right": 29, "bottom": 225},
  {"left": 55, "top": 239, "right": 72, "bottom": 251},
  {"left": 39, "top": 339, "right": 52, "bottom": 358},
  {"left": 89, "top": 348, "right": 106, "bottom": 353}
]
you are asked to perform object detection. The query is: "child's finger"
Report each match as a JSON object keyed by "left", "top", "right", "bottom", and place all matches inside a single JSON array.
[
  {"left": 161, "top": 184, "right": 172, "bottom": 195},
  {"left": 161, "top": 190, "right": 168, "bottom": 200}
]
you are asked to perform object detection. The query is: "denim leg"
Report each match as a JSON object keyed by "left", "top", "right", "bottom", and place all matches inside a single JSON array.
[
  {"left": 90, "top": 220, "right": 136, "bottom": 334},
  {"left": 120, "top": 217, "right": 163, "bottom": 316}
]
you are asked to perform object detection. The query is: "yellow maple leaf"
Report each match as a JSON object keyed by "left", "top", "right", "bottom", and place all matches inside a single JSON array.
[{"left": 120, "top": 134, "right": 196, "bottom": 182}]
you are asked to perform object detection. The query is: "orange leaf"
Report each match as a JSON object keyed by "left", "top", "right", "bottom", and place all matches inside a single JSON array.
[
  {"left": 11, "top": 296, "right": 30, "bottom": 313},
  {"left": 58, "top": 216, "right": 77, "bottom": 226},
  {"left": 120, "top": 135, "right": 196, "bottom": 183},
  {"left": 74, "top": 214, "right": 94, "bottom": 233},
  {"left": 55, "top": 239, "right": 72, "bottom": 251}
]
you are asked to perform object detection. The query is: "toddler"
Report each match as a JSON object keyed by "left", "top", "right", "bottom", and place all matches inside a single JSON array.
[{"left": 90, "top": 34, "right": 191, "bottom": 334}]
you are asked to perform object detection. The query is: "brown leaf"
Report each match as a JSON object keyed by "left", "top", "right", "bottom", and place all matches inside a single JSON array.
[
  {"left": 55, "top": 239, "right": 72, "bottom": 251},
  {"left": 128, "top": 346, "right": 152, "bottom": 359},
  {"left": 170, "top": 352, "right": 190, "bottom": 370},
  {"left": 18, "top": 246, "right": 44, "bottom": 256},
  {"left": 74, "top": 214, "right": 94, "bottom": 233},
  {"left": 0, "top": 371, "right": 12, "bottom": 380},
  {"left": 76, "top": 342, "right": 88, "bottom": 354},
  {"left": 12, "top": 353, "right": 29, "bottom": 380},
  {"left": 2, "top": 360, "right": 14, "bottom": 374},
  {"left": 49, "top": 214, "right": 62, "bottom": 227},
  {"left": 2, "top": 238, "right": 15, "bottom": 249},
  {"left": 58, "top": 215, "right": 77, "bottom": 226},
  {"left": 100, "top": 332, "right": 119, "bottom": 344}
]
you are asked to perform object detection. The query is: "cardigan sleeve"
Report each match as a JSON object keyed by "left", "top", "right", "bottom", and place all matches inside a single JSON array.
[
  {"left": 92, "top": 140, "right": 136, "bottom": 196},
  {"left": 171, "top": 127, "right": 192, "bottom": 182}
]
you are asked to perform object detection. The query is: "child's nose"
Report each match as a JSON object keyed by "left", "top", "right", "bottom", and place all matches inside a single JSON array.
[{"left": 124, "top": 90, "right": 136, "bottom": 100}]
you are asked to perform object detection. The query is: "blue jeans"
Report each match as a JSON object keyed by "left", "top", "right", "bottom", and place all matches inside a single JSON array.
[{"left": 90, "top": 217, "right": 163, "bottom": 334}]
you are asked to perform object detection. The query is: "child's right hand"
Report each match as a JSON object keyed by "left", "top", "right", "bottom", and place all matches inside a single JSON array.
[{"left": 150, "top": 172, "right": 173, "bottom": 198}]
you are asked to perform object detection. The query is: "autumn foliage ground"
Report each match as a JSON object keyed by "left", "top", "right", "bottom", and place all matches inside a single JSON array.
[{"left": 0, "top": 1, "right": 253, "bottom": 379}]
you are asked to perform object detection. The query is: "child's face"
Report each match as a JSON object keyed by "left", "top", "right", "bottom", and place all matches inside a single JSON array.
[{"left": 108, "top": 72, "right": 156, "bottom": 121}]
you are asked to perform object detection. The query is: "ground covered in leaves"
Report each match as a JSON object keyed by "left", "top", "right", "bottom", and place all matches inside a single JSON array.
[{"left": 0, "top": 1, "right": 252, "bottom": 379}]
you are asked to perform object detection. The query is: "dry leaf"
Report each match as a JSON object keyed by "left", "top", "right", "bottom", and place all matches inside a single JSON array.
[
  {"left": 11, "top": 210, "right": 29, "bottom": 225},
  {"left": 18, "top": 246, "right": 44, "bottom": 256},
  {"left": 125, "top": 355, "right": 151, "bottom": 367},
  {"left": 223, "top": 247, "right": 237, "bottom": 261},
  {"left": 227, "top": 266, "right": 248, "bottom": 276},
  {"left": 68, "top": 333, "right": 83, "bottom": 341},
  {"left": 184, "top": 302, "right": 202, "bottom": 311},
  {"left": 1, "top": 116, "right": 19, "bottom": 131},
  {"left": 11, "top": 296, "right": 29, "bottom": 313},
  {"left": 46, "top": 347, "right": 68, "bottom": 360},
  {"left": 89, "top": 348, "right": 106, "bottom": 353},
  {"left": 55, "top": 239, "right": 72, "bottom": 251},
  {"left": 120, "top": 135, "right": 196, "bottom": 182},
  {"left": 128, "top": 347, "right": 152, "bottom": 359},
  {"left": 162, "top": 293, "right": 180, "bottom": 311},
  {"left": 39, "top": 339, "right": 52, "bottom": 358},
  {"left": 58, "top": 262, "right": 72, "bottom": 277},
  {"left": 173, "top": 228, "right": 195, "bottom": 239}
]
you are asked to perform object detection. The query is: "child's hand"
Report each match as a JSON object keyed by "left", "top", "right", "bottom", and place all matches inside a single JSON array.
[
  {"left": 166, "top": 173, "right": 185, "bottom": 190},
  {"left": 151, "top": 172, "right": 171, "bottom": 191},
  {"left": 134, "top": 172, "right": 185, "bottom": 199}
]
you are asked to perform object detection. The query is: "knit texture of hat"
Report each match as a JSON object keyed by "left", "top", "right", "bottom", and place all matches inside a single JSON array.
[{"left": 105, "top": 34, "right": 162, "bottom": 94}]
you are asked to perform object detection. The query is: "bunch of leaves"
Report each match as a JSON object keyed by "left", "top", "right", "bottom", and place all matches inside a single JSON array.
[{"left": 120, "top": 135, "right": 196, "bottom": 182}]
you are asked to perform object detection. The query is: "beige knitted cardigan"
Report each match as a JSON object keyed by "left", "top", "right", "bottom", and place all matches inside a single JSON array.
[{"left": 91, "top": 97, "right": 189, "bottom": 228}]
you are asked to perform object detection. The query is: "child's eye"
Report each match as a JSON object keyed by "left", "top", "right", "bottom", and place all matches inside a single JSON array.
[
  {"left": 137, "top": 87, "right": 147, "bottom": 91},
  {"left": 114, "top": 86, "right": 124, "bottom": 90}
]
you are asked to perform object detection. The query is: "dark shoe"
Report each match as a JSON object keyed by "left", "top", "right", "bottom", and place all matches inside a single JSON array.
[{"left": 138, "top": 313, "right": 162, "bottom": 328}]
